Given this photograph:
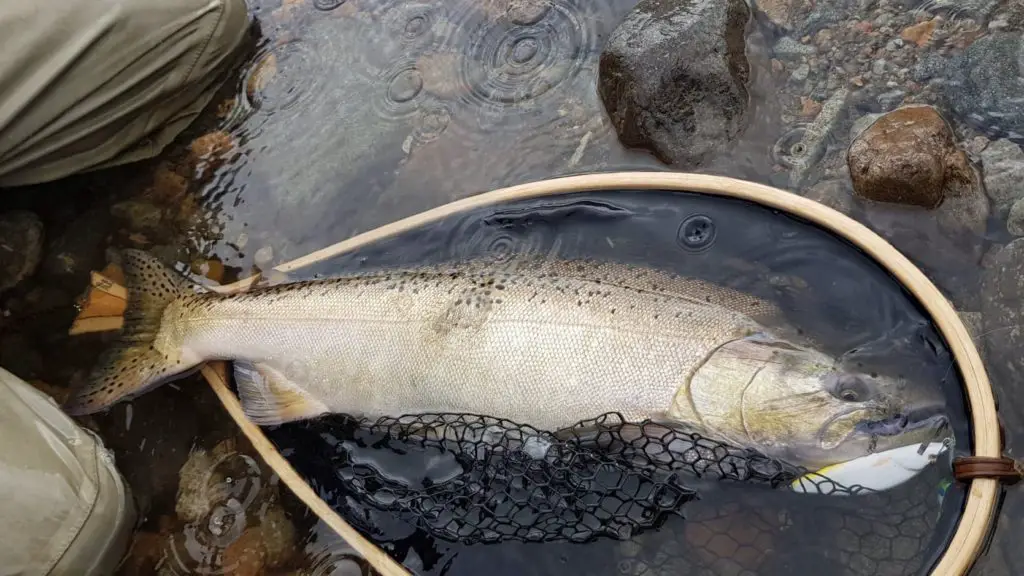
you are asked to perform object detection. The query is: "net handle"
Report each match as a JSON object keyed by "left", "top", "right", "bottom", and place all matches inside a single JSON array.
[{"left": 202, "top": 172, "right": 1001, "bottom": 576}]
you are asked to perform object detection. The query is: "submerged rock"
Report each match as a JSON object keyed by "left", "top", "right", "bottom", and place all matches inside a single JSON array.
[
  {"left": 146, "top": 163, "right": 190, "bottom": 204},
  {"left": 42, "top": 208, "right": 111, "bottom": 282},
  {"left": 598, "top": 0, "right": 751, "bottom": 168},
  {"left": 189, "top": 131, "right": 237, "bottom": 165},
  {"left": 756, "top": 0, "right": 807, "bottom": 29},
  {"left": 847, "top": 105, "right": 976, "bottom": 209},
  {"left": 803, "top": 179, "right": 854, "bottom": 214},
  {"left": 251, "top": 505, "right": 296, "bottom": 569},
  {"left": 0, "top": 211, "right": 44, "bottom": 293},
  {"left": 222, "top": 528, "right": 267, "bottom": 576},
  {"left": 916, "top": 32, "right": 1024, "bottom": 143},
  {"left": 782, "top": 88, "right": 849, "bottom": 188},
  {"left": 980, "top": 138, "right": 1024, "bottom": 218},
  {"left": 900, "top": 19, "right": 937, "bottom": 47},
  {"left": 981, "top": 239, "right": 1024, "bottom": 431},
  {"left": 111, "top": 200, "right": 164, "bottom": 232},
  {"left": 1008, "top": 198, "right": 1024, "bottom": 236}
]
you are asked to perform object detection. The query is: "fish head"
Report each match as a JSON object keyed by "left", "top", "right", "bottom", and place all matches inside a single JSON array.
[{"left": 668, "top": 334, "right": 948, "bottom": 471}]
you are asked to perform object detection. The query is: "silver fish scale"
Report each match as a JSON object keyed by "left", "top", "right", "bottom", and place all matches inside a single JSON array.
[{"left": 177, "top": 260, "right": 764, "bottom": 431}]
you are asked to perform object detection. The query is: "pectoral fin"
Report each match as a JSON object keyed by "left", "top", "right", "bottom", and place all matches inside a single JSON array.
[{"left": 233, "top": 361, "right": 329, "bottom": 425}]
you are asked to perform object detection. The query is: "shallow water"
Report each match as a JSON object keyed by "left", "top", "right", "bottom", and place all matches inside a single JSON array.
[{"left": 2, "top": 0, "right": 1024, "bottom": 573}]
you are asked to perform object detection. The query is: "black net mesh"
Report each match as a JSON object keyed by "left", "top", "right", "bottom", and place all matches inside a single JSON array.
[{"left": 271, "top": 411, "right": 955, "bottom": 570}]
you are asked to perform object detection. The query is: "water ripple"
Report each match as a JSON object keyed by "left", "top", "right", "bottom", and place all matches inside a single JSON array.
[
  {"left": 372, "top": 57, "right": 431, "bottom": 122},
  {"left": 447, "top": 205, "right": 564, "bottom": 266},
  {"left": 448, "top": 0, "right": 595, "bottom": 131},
  {"left": 301, "top": 521, "right": 382, "bottom": 576},
  {"left": 406, "top": 103, "right": 453, "bottom": 148},
  {"left": 237, "top": 38, "right": 327, "bottom": 128},
  {"left": 162, "top": 446, "right": 272, "bottom": 574},
  {"left": 376, "top": 0, "right": 452, "bottom": 50},
  {"left": 313, "top": 0, "right": 347, "bottom": 11}
]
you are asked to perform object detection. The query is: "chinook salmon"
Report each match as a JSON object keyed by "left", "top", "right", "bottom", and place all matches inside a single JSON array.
[{"left": 65, "top": 250, "right": 947, "bottom": 470}]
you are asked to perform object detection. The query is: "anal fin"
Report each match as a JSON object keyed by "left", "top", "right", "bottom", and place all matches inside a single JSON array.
[{"left": 233, "top": 361, "right": 329, "bottom": 426}]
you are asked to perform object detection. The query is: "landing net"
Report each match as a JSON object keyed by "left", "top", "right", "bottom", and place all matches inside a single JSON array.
[{"left": 270, "top": 411, "right": 954, "bottom": 576}]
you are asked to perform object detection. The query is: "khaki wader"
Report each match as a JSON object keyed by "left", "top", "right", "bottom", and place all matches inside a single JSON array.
[
  {"left": 0, "top": 367, "right": 136, "bottom": 575},
  {"left": 0, "top": 0, "right": 251, "bottom": 187}
]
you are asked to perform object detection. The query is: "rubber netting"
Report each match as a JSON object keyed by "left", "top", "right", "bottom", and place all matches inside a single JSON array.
[{"left": 271, "top": 411, "right": 954, "bottom": 575}]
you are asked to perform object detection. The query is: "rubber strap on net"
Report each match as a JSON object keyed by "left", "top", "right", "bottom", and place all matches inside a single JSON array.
[{"left": 953, "top": 456, "right": 1023, "bottom": 484}]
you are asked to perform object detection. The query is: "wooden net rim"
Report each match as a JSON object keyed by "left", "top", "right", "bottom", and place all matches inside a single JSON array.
[{"left": 201, "top": 171, "right": 1000, "bottom": 576}]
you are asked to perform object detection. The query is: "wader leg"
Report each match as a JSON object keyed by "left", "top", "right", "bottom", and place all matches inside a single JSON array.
[
  {"left": 0, "top": 0, "right": 251, "bottom": 187},
  {"left": 0, "top": 367, "right": 136, "bottom": 575}
]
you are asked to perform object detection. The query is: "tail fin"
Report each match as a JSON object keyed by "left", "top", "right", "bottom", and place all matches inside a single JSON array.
[{"left": 64, "top": 249, "right": 201, "bottom": 415}]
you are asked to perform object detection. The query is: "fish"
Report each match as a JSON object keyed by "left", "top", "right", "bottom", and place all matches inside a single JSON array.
[{"left": 65, "top": 249, "right": 948, "bottom": 471}]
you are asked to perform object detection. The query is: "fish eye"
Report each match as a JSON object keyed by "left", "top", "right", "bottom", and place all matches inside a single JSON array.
[{"left": 831, "top": 374, "right": 873, "bottom": 403}]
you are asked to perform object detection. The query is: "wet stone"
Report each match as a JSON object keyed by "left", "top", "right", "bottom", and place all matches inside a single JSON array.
[
  {"left": 756, "top": 0, "right": 807, "bottom": 29},
  {"left": 254, "top": 245, "right": 275, "bottom": 267},
  {"left": 223, "top": 528, "right": 267, "bottom": 576},
  {"left": 849, "top": 106, "right": 988, "bottom": 305},
  {"left": 0, "top": 210, "right": 44, "bottom": 293},
  {"left": 259, "top": 504, "right": 298, "bottom": 568},
  {"left": 598, "top": 0, "right": 752, "bottom": 168},
  {"left": 1008, "top": 197, "right": 1024, "bottom": 236},
  {"left": 147, "top": 163, "right": 190, "bottom": 204},
  {"left": 981, "top": 138, "right": 1024, "bottom": 218},
  {"left": 924, "top": 33, "right": 1024, "bottom": 143},
  {"left": 773, "top": 36, "right": 815, "bottom": 56},
  {"left": 791, "top": 63, "right": 810, "bottom": 82},
  {"left": 42, "top": 208, "right": 111, "bottom": 283},
  {"left": 189, "top": 131, "right": 238, "bottom": 167},
  {"left": 111, "top": 200, "right": 164, "bottom": 232},
  {"left": 850, "top": 112, "right": 883, "bottom": 142},
  {"left": 982, "top": 239, "right": 1024, "bottom": 432},
  {"left": 877, "top": 90, "right": 904, "bottom": 110},
  {"left": 901, "top": 19, "right": 937, "bottom": 47},
  {"left": 803, "top": 179, "right": 855, "bottom": 214},
  {"left": 847, "top": 104, "right": 978, "bottom": 209},
  {"left": 191, "top": 258, "right": 225, "bottom": 283}
]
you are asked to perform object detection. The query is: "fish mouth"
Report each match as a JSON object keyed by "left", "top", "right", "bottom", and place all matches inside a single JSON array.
[{"left": 855, "top": 405, "right": 949, "bottom": 438}]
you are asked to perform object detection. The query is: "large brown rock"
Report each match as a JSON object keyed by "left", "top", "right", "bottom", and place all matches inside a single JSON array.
[
  {"left": 847, "top": 104, "right": 975, "bottom": 209},
  {"left": 598, "top": 0, "right": 751, "bottom": 168}
]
